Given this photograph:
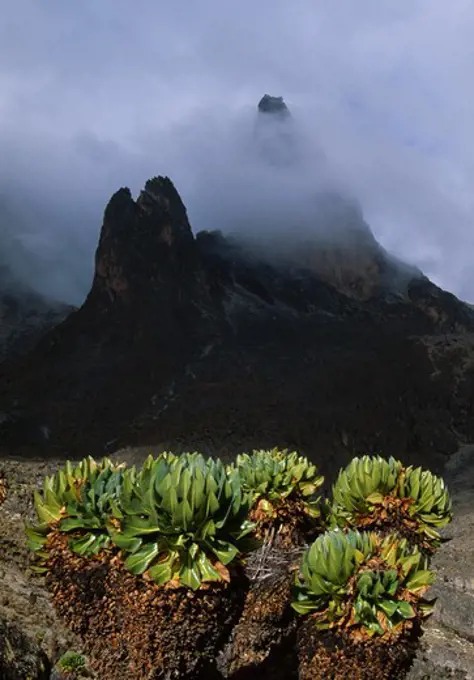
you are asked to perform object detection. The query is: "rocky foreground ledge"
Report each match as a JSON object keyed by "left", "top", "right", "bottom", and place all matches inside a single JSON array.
[
  {"left": 0, "top": 446, "right": 473, "bottom": 679},
  {"left": 406, "top": 446, "right": 474, "bottom": 680}
]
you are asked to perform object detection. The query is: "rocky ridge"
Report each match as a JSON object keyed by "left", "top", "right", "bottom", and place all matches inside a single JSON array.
[
  {"left": 0, "top": 96, "right": 473, "bottom": 476},
  {"left": 1, "top": 169, "right": 473, "bottom": 482}
]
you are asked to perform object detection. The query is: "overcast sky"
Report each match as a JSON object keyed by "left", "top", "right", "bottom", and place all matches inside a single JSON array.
[{"left": 1, "top": 0, "right": 474, "bottom": 303}]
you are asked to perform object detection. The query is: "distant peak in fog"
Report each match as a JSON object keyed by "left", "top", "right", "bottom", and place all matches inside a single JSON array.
[
  {"left": 0, "top": 91, "right": 460, "bottom": 306},
  {"left": 257, "top": 94, "right": 291, "bottom": 118},
  {"left": 254, "top": 93, "right": 309, "bottom": 169}
]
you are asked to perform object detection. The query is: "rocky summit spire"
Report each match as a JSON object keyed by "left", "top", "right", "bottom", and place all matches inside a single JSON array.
[
  {"left": 257, "top": 94, "right": 291, "bottom": 118},
  {"left": 88, "top": 176, "right": 203, "bottom": 308},
  {"left": 255, "top": 94, "right": 296, "bottom": 166}
]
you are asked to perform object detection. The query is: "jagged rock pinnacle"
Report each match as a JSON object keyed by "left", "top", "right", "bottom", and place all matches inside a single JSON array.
[{"left": 89, "top": 176, "right": 201, "bottom": 306}]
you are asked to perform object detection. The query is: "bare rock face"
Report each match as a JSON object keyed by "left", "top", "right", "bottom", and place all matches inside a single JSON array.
[
  {"left": 0, "top": 616, "right": 51, "bottom": 679},
  {"left": 88, "top": 177, "right": 204, "bottom": 309},
  {"left": 407, "top": 445, "right": 474, "bottom": 680}
]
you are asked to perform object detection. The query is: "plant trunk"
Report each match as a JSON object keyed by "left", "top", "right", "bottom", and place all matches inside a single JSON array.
[
  {"left": 109, "top": 564, "right": 247, "bottom": 679},
  {"left": 296, "top": 618, "right": 421, "bottom": 680},
  {"left": 45, "top": 535, "right": 130, "bottom": 679},
  {"left": 218, "top": 543, "right": 303, "bottom": 679},
  {"left": 46, "top": 536, "right": 248, "bottom": 679}
]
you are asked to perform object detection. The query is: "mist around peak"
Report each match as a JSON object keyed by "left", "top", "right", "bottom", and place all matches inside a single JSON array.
[
  {"left": 1, "top": 1, "right": 474, "bottom": 305},
  {"left": 1, "top": 93, "right": 362, "bottom": 305}
]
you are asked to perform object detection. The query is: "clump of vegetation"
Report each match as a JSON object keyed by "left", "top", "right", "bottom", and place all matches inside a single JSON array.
[
  {"left": 292, "top": 529, "right": 435, "bottom": 680},
  {"left": 111, "top": 451, "right": 256, "bottom": 589},
  {"left": 329, "top": 455, "right": 452, "bottom": 552},
  {"left": 25, "top": 457, "right": 135, "bottom": 677},
  {"left": 26, "top": 456, "right": 130, "bottom": 565},
  {"left": 27, "top": 452, "right": 256, "bottom": 679},
  {"left": 24, "top": 450, "right": 451, "bottom": 679},
  {"left": 55, "top": 651, "right": 87, "bottom": 675},
  {"left": 234, "top": 448, "right": 324, "bottom": 546}
]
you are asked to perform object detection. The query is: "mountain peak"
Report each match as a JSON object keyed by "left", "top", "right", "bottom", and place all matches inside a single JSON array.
[
  {"left": 257, "top": 94, "right": 291, "bottom": 117},
  {"left": 90, "top": 176, "right": 199, "bottom": 307}
]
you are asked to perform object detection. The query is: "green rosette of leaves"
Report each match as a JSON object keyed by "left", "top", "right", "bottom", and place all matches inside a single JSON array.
[{"left": 108, "top": 452, "right": 256, "bottom": 590}]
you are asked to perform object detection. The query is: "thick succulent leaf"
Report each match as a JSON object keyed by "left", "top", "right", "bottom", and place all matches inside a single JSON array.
[
  {"left": 291, "top": 597, "right": 321, "bottom": 615},
  {"left": 69, "top": 533, "right": 108, "bottom": 556},
  {"left": 309, "top": 572, "right": 335, "bottom": 596},
  {"left": 28, "top": 450, "right": 258, "bottom": 589},
  {"left": 418, "top": 599, "right": 436, "bottom": 617},
  {"left": 329, "top": 456, "right": 452, "bottom": 551},
  {"left": 60, "top": 517, "right": 103, "bottom": 532},
  {"left": 199, "top": 518, "right": 216, "bottom": 539},
  {"left": 236, "top": 449, "right": 324, "bottom": 513},
  {"left": 121, "top": 516, "right": 164, "bottom": 535},
  {"left": 421, "top": 525, "right": 442, "bottom": 541},
  {"left": 33, "top": 491, "right": 62, "bottom": 524},
  {"left": 365, "top": 492, "right": 385, "bottom": 505},
  {"left": 377, "top": 599, "right": 398, "bottom": 618},
  {"left": 293, "top": 528, "right": 436, "bottom": 636},
  {"left": 147, "top": 554, "right": 176, "bottom": 586},
  {"left": 174, "top": 499, "right": 194, "bottom": 532},
  {"left": 109, "top": 498, "right": 124, "bottom": 520},
  {"left": 205, "top": 490, "right": 220, "bottom": 516},
  {"left": 124, "top": 543, "right": 160, "bottom": 574},
  {"left": 396, "top": 601, "right": 416, "bottom": 619},
  {"left": 208, "top": 538, "right": 239, "bottom": 565},
  {"left": 196, "top": 551, "right": 222, "bottom": 582},
  {"left": 44, "top": 487, "right": 62, "bottom": 512},
  {"left": 190, "top": 469, "right": 206, "bottom": 515},
  {"left": 357, "top": 572, "right": 373, "bottom": 598},
  {"left": 179, "top": 552, "right": 202, "bottom": 590},
  {"left": 381, "top": 539, "right": 399, "bottom": 566},
  {"left": 405, "top": 569, "right": 435, "bottom": 593},
  {"left": 108, "top": 529, "right": 143, "bottom": 553},
  {"left": 25, "top": 526, "right": 49, "bottom": 552}
]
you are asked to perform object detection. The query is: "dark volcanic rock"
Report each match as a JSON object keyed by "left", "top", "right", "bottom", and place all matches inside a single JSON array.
[
  {"left": 89, "top": 177, "right": 203, "bottom": 308},
  {"left": 0, "top": 173, "right": 473, "bottom": 480},
  {"left": 0, "top": 615, "right": 51, "bottom": 680},
  {"left": 258, "top": 94, "right": 291, "bottom": 118},
  {"left": 406, "top": 445, "right": 474, "bottom": 679},
  {"left": 0, "top": 176, "right": 213, "bottom": 456}
]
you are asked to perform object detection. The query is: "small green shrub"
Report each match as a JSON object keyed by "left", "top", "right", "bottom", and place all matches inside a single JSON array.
[{"left": 56, "top": 650, "right": 87, "bottom": 672}]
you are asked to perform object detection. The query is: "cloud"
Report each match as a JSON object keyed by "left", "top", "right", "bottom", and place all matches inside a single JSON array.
[{"left": 1, "top": 0, "right": 474, "bottom": 303}]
